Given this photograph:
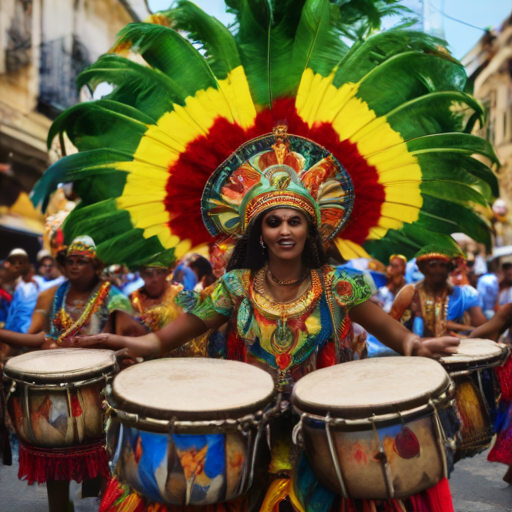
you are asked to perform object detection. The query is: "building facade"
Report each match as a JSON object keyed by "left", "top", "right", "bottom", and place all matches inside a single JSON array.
[
  {"left": 462, "top": 12, "right": 512, "bottom": 210},
  {"left": 0, "top": 0, "right": 149, "bottom": 258}
]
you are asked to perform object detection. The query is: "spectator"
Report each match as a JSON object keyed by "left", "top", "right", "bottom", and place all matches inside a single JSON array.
[
  {"left": 498, "top": 262, "right": 512, "bottom": 306},
  {"left": 173, "top": 254, "right": 198, "bottom": 291},
  {"left": 34, "top": 249, "right": 66, "bottom": 291},
  {"left": 190, "top": 256, "right": 215, "bottom": 291},
  {"left": 477, "top": 258, "right": 500, "bottom": 319},
  {"left": 5, "top": 263, "right": 39, "bottom": 335},
  {"left": 2, "top": 248, "right": 29, "bottom": 294},
  {"left": 375, "top": 254, "right": 407, "bottom": 313}
]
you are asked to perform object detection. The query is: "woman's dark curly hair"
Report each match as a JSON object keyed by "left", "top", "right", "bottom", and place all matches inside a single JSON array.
[{"left": 226, "top": 210, "right": 327, "bottom": 272}]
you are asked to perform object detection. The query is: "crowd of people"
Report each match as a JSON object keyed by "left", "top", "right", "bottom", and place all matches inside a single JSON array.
[{"left": 0, "top": 231, "right": 511, "bottom": 511}]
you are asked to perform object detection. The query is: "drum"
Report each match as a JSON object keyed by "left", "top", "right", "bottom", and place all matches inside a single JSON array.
[
  {"left": 292, "top": 357, "right": 456, "bottom": 500},
  {"left": 107, "top": 358, "right": 275, "bottom": 506},
  {"left": 3, "top": 348, "right": 117, "bottom": 448},
  {"left": 439, "top": 338, "right": 509, "bottom": 459}
]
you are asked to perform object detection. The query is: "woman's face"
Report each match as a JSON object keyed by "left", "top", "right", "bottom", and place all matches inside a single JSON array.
[
  {"left": 261, "top": 208, "right": 308, "bottom": 262},
  {"left": 65, "top": 256, "right": 97, "bottom": 287}
]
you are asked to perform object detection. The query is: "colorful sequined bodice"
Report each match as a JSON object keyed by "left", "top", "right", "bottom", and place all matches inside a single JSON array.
[{"left": 178, "top": 265, "right": 373, "bottom": 387}]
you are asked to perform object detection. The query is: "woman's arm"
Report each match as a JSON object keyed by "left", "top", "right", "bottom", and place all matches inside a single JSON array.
[
  {"left": 64, "top": 312, "right": 227, "bottom": 358},
  {"left": 470, "top": 302, "right": 512, "bottom": 341},
  {"left": 349, "top": 300, "right": 459, "bottom": 358},
  {"left": 0, "top": 329, "right": 45, "bottom": 348},
  {"left": 467, "top": 305, "right": 487, "bottom": 328}
]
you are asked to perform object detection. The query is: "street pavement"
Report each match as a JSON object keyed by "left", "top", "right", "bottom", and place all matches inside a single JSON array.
[{"left": 0, "top": 449, "right": 510, "bottom": 511}]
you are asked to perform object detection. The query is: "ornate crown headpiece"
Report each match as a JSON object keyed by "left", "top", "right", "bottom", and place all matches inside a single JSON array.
[{"left": 201, "top": 126, "right": 355, "bottom": 242}]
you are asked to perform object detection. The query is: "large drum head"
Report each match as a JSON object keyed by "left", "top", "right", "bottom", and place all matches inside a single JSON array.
[
  {"left": 110, "top": 358, "right": 275, "bottom": 421},
  {"left": 293, "top": 357, "right": 450, "bottom": 419},
  {"left": 439, "top": 338, "right": 506, "bottom": 370},
  {"left": 4, "top": 348, "right": 117, "bottom": 384}
]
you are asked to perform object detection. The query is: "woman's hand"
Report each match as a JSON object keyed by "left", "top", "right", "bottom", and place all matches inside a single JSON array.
[
  {"left": 41, "top": 337, "right": 58, "bottom": 350},
  {"left": 60, "top": 332, "right": 161, "bottom": 359},
  {"left": 411, "top": 336, "right": 460, "bottom": 359}
]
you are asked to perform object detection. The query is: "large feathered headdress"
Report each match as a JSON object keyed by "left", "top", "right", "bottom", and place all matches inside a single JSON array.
[{"left": 31, "top": 0, "right": 498, "bottom": 266}]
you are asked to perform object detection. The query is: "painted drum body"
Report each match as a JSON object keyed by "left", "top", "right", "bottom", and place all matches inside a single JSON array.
[
  {"left": 292, "top": 357, "right": 456, "bottom": 500},
  {"left": 439, "top": 338, "right": 509, "bottom": 459},
  {"left": 3, "top": 349, "right": 117, "bottom": 448},
  {"left": 107, "top": 358, "right": 275, "bottom": 506}
]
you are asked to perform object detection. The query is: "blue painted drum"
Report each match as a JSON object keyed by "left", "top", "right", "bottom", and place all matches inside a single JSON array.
[{"left": 106, "top": 358, "right": 275, "bottom": 505}]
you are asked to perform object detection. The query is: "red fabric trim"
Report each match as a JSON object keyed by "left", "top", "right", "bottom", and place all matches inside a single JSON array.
[
  {"left": 407, "top": 477, "right": 454, "bottom": 512},
  {"left": 316, "top": 342, "right": 336, "bottom": 369},
  {"left": 496, "top": 356, "right": 512, "bottom": 402},
  {"left": 0, "top": 288, "right": 12, "bottom": 303},
  {"left": 164, "top": 99, "right": 384, "bottom": 247},
  {"left": 18, "top": 439, "right": 110, "bottom": 484}
]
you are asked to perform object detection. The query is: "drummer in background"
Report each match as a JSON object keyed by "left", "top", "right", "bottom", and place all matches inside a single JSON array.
[
  {"left": 0, "top": 235, "right": 145, "bottom": 512},
  {"left": 130, "top": 252, "right": 183, "bottom": 332},
  {"left": 374, "top": 254, "right": 407, "bottom": 313},
  {"left": 69, "top": 206, "right": 460, "bottom": 510},
  {"left": 390, "top": 242, "right": 487, "bottom": 337},
  {"left": 470, "top": 303, "right": 512, "bottom": 484}
]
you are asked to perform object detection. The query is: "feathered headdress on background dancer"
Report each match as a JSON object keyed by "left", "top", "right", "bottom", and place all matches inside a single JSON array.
[{"left": 31, "top": 0, "right": 499, "bottom": 267}]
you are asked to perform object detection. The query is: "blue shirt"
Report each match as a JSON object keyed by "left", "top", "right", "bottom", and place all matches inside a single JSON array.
[
  {"left": 477, "top": 273, "right": 499, "bottom": 318},
  {"left": 173, "top": 264, "right": 197, "bottom": 291},
  {"left": 5, "top": 281, "right": 39, "bottom": 333}
]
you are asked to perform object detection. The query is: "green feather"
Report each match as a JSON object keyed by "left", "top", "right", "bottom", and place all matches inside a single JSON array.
[
  {"left": 356, "top": 52, "right": 466, "bottom": 116},
  {"left": 115, "top": 23, "right": 218, "bottom": 97},
  {"left": 161, "top": 0, "right": 241, "bottom": 80},
  {"left": 30, "top": 149, "right": 132, "bottom": 211},
  {"left": 407, "top": 132, "right": 499, "bottom": 164},
  {"left": 418, "top": 198, "right": 491, "bottom": 247},
  {"left": 333, "top": 29, "right": 452, "bottom": 88},
  {"left": 48, "top": 100, "right": 150, "bottom": 153},
  {"left": 63, "top": 200, "right": 166, "bottom": 267},
  {"left": 384, "top": 91, "right": 485, "bottom": 140},
  {"left": 77, "top": 55, "right": 188, "bottom": 121}
]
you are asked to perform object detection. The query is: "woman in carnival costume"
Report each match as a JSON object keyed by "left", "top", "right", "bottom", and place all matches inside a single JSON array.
[
  {"left": 0, "top": 236, "right": 142, "bottom": 512},
  {"left": 130, "top": 251, "right": 208, "bottom": 357},
  {"left": 30, "top": 1, "right": 500, "bottom": 510}
]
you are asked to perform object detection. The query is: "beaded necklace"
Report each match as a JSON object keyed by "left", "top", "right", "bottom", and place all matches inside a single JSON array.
[{"left": 52, "top": 282, "right": 111, "bottom": 344}]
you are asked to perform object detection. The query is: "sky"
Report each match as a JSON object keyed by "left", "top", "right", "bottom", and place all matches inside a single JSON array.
[{"left": 148, "top": 0, "right": 512, "bottom": 60}]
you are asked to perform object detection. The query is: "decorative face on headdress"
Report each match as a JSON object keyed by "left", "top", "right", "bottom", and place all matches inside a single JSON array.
[
  {"left": 201, "top": 126, "right": 355, "bottom": 242},
  {"left": 66, "top": 236, "right": 97, "bottom": 259}
]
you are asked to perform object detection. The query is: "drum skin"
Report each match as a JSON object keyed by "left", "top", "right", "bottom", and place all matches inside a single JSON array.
[
  {"left": 112, "top": 422, "right": 257, "bottom": 505},
  {"left": 8, "top": 381, "right": 106, "bottom": 448},
  {"left": 302, "top": 414, "right": 446, "bottom": 500}
]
